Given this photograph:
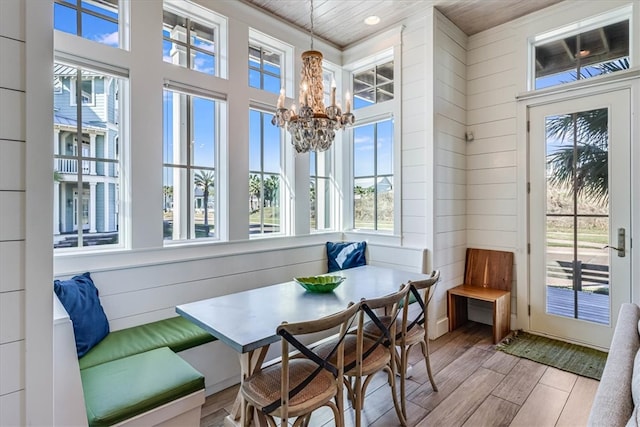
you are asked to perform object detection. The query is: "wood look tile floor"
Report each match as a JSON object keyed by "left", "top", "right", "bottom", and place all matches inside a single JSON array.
[{"left": 200, "top": 322, "right": 599, "bottom": 427}]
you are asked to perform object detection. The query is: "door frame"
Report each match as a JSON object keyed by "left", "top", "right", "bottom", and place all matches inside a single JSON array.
[{"left": 515, "top": 76, "right": 640, "bottom": 347}]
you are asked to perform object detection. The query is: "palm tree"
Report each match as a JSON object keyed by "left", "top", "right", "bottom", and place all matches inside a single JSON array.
[
  {"left": 263, "top": 176, "right": 279, "bottom": 207},
  {"left": 546, "top": 109, "right": 608, "bottom": 205},
  {"left": 249, "top": 174, "right": 261, "bottom": 212},
  {"left": 194, "top": 170, "right": 215, "bottom": 226},
  {"left": 546, "top": 58, "right": 629, "bottom": 206}
]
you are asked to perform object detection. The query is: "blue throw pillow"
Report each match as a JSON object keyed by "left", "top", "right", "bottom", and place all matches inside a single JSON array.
[
  {"left": 327, "top": 241, "right": 367, "bottom": 273},
  {"left": 54, "top": 272, "right": 110, "bottom": 357}
]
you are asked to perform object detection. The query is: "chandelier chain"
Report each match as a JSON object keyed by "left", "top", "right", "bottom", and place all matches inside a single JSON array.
[{"left": 309, "top": 0, "right": 314, "bottom": 50}]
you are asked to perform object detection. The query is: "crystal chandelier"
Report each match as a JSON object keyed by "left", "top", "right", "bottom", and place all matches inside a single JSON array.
[{"left": 271, "top": 0, "right": 355, "bottom": 153}]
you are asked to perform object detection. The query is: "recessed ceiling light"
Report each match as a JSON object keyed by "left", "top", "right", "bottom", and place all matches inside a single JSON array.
[{"left": 364, "top": 15, "right": 380, "bottom": 26}]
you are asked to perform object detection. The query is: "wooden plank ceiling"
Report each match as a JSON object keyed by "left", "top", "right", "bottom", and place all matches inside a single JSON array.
[{"left": 239, "top": 0, "right": 564, "bottom": 48}]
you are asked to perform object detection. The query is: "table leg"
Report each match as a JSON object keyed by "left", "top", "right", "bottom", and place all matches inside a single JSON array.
[{"left": 225, "top": 346, "right": 269, "bottom": 427}]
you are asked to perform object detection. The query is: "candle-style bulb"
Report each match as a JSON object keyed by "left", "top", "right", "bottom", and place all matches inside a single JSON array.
[
  {"left": 345, "top": 92, "right": 351, "bottom": 113},
  {"left": 277, "top": 87, "right": 285, "bottom": 109},
  {"left": 330, "top": 79, "right": 336, "bottom": 107}
]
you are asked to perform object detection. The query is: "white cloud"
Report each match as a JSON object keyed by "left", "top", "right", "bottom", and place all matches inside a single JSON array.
[
  {"left": 193, "top": 57, "right": 214, "bottom": 75},
  {"left": 94, "top": 32, "right": 119, "bottom": 47}
]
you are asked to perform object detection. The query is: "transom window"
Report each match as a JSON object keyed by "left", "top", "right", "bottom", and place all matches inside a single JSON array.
[
  {"left": 249, "top": 109, "right": 282, "bottom": 235},
  {"left": 249, "top": 44, "right": 282, "bottom": 94},
  {"left": 163, "top": 89, "right": 220, "bottom": 241},
  {"left": 353, "top": 119, "right": 394, "bottom": 231},
  {"left": 54, "top": 0, "right": 121, "bottom": 48},
  {"left": 352, "top": 61, "right": 394, "bottom": 109},
  {"left": 532, "top": 11, "right": 630, "bottom": 90},
  {"left": 163, "top": 6, "right": 218, "bottom": 76}
]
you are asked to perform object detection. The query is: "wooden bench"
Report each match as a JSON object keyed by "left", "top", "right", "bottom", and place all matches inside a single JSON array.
[{"left": 447, "top": 248, "right": 514, "bottom": 344}]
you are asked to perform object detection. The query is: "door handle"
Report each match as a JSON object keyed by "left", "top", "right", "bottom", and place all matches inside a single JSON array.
[{"left": 603, "top": 228, "right": 626, "bottom": 257}]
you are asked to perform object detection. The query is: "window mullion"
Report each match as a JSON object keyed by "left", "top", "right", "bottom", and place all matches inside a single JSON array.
[
  {"left": 186, "top": 94, "right": 193, "bottom": 239},
  {"left": 260, "top": 112, "right": 265, "bottom": 234},
  {"left": 75, "top": 68, "right": 84, "bottom": 246},
  {"left": 186, "top": 18, "right": 192, "bottom": 71},
  {"left": 76, "top": 3, "right": 82, "bottom": 39},
  {"left": 373, "top": 123, "right": 378, "bottom": 230}
]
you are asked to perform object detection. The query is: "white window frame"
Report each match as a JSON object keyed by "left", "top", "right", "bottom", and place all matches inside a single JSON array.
[
  {"left": 308, "top": 61, "right": 340, "bottom": 233},
  {"left": 249, "top": 105, "right": 290, "bottom": 238},
  {"left": 53, "top": 59, "right": 128, "bottom": 252},
  {"left": 163, "top": 0, "right": 228, "bottom": 79},
  {"left": 53, "top": 0, "right": 125, "bottom": 49},
  {"left": 343, "top": 45, "right": 401, "bottom": 237},
  {"left": 248, "top": 28, "right": 294, "bottom": 96},
  {"left": 162, "top": 85, "right": 224, "bottom": 244},
  {"left": 528, "top": 5, "right": 633, "bottom": 92}
]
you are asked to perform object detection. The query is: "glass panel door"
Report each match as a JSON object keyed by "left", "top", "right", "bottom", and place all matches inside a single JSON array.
[{"left": 529, "top": 89, "right": 631, "bottom": 349}]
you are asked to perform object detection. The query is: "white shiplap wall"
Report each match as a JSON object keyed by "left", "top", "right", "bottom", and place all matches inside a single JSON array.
[
  {"left": 465, "top": 24, "right": 519, "bottom": 323},
  {"left": 397, "top": 9, "right": 469, "bottom": 338},
  {"left": 0, "top": 1, "right": 26, "bottom": 425},
  {"left": 401, "top": 14, "right": 432, "bottom": 251},
  {"left": 466, "top": 26, "right": 518, "bottom": 252},
  {"left": 431, "top": 11, "right": 468, "bottom": 336}
]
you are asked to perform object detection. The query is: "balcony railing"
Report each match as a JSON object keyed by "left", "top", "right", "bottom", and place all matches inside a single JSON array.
[{"left": 56, "top": 158, "right": 90, "bottom": 174}]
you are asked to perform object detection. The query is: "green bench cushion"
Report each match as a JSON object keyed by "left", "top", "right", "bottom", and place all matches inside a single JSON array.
[
  {"left": 81, "top": 347, "right": 205, "bottom": 426},
  {"left": 79, "top": 316, "right": 215, "bottom": 370}
]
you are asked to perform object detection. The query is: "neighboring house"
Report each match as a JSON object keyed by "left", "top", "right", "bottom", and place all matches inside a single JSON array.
[{"left": 53, "top": 64, "right": 119, "bottom": 247}]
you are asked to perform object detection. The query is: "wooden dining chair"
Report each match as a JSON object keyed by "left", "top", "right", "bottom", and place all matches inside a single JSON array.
[
  {"left": 361, "top": 271, "right": 440, "bottom": 421},
  {"left": 240, "top": 301, "right": 360, "bottom": 427},
  {"left": 316, "top": 284, "right": 410, "bottom": 427}
]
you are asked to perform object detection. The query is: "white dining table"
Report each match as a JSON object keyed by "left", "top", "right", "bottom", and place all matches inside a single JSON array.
[{"left": 176, "top": 265, "right": 430, "bottom": 426}]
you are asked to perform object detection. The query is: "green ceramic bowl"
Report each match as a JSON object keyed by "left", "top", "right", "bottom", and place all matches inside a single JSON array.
[{"left": 294, "top": 275, "right": 346, "bottom": 293}]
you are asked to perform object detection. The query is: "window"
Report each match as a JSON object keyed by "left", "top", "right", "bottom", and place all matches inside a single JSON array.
[
  {"left": 54, "top": 76, "right": 63, "bottom": 93},
  {"left": 53, "top": 62, "right": 124, "bottom": 249},
  {"left": 70, "top": 76, "right": 95, "bottom": 105},
  {"left": 309, "top": 67, "right": 337, "bottom": 232},
  {"left": 310, "top": 151, "right": 333, "bottom": 231},
  {"left": 54, "top": 0, "right": 121, "bottom": 48},
  {"left": 163, "top": 4, "right": 221, "bottom": 76},
  {"left": 248, "top": 29, "right": 293, "bottom": 97},
  {"left": 353, "top": 119, "right": 394, "bottom": 231},
  {"left": 249, "top": 109, "right": 282, "bottom": 235},
  {"left": 532, "top": 11, "right": 630, "bottom": 90},
  {"left": 163, "top": 89, "right": 220, "bottom": 241},
  {"left": 249, "top": 44, "right": 282, "bottom": 94},
  {"left": 352, "top": 61, "right": 394, "bottom": 109}
]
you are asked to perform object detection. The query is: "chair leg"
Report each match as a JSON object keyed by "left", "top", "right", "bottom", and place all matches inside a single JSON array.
[
  {"left": 243, "top": 403, "right": 253, "bottom": 427},
  {"left": 354, "top": 375, "right": 362, "bottom": 427},
  {"left": 399, "top": 346, "right": 408, "bottom": 420},
  {"left": 385, "top": 364, "right": 408, "bottom": 426},
  {"left": 421, "top": 340, "right": 438, "bottom": 392}
]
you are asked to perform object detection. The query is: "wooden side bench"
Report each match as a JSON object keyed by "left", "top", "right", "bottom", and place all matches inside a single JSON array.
[{"left": 447, "top": 248, "right": 514, "bottom": 344}]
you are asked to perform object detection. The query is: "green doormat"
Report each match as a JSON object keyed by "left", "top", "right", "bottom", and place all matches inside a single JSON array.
[{"left": 497, "top": 332, "right": 608, "bottom": 380}]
